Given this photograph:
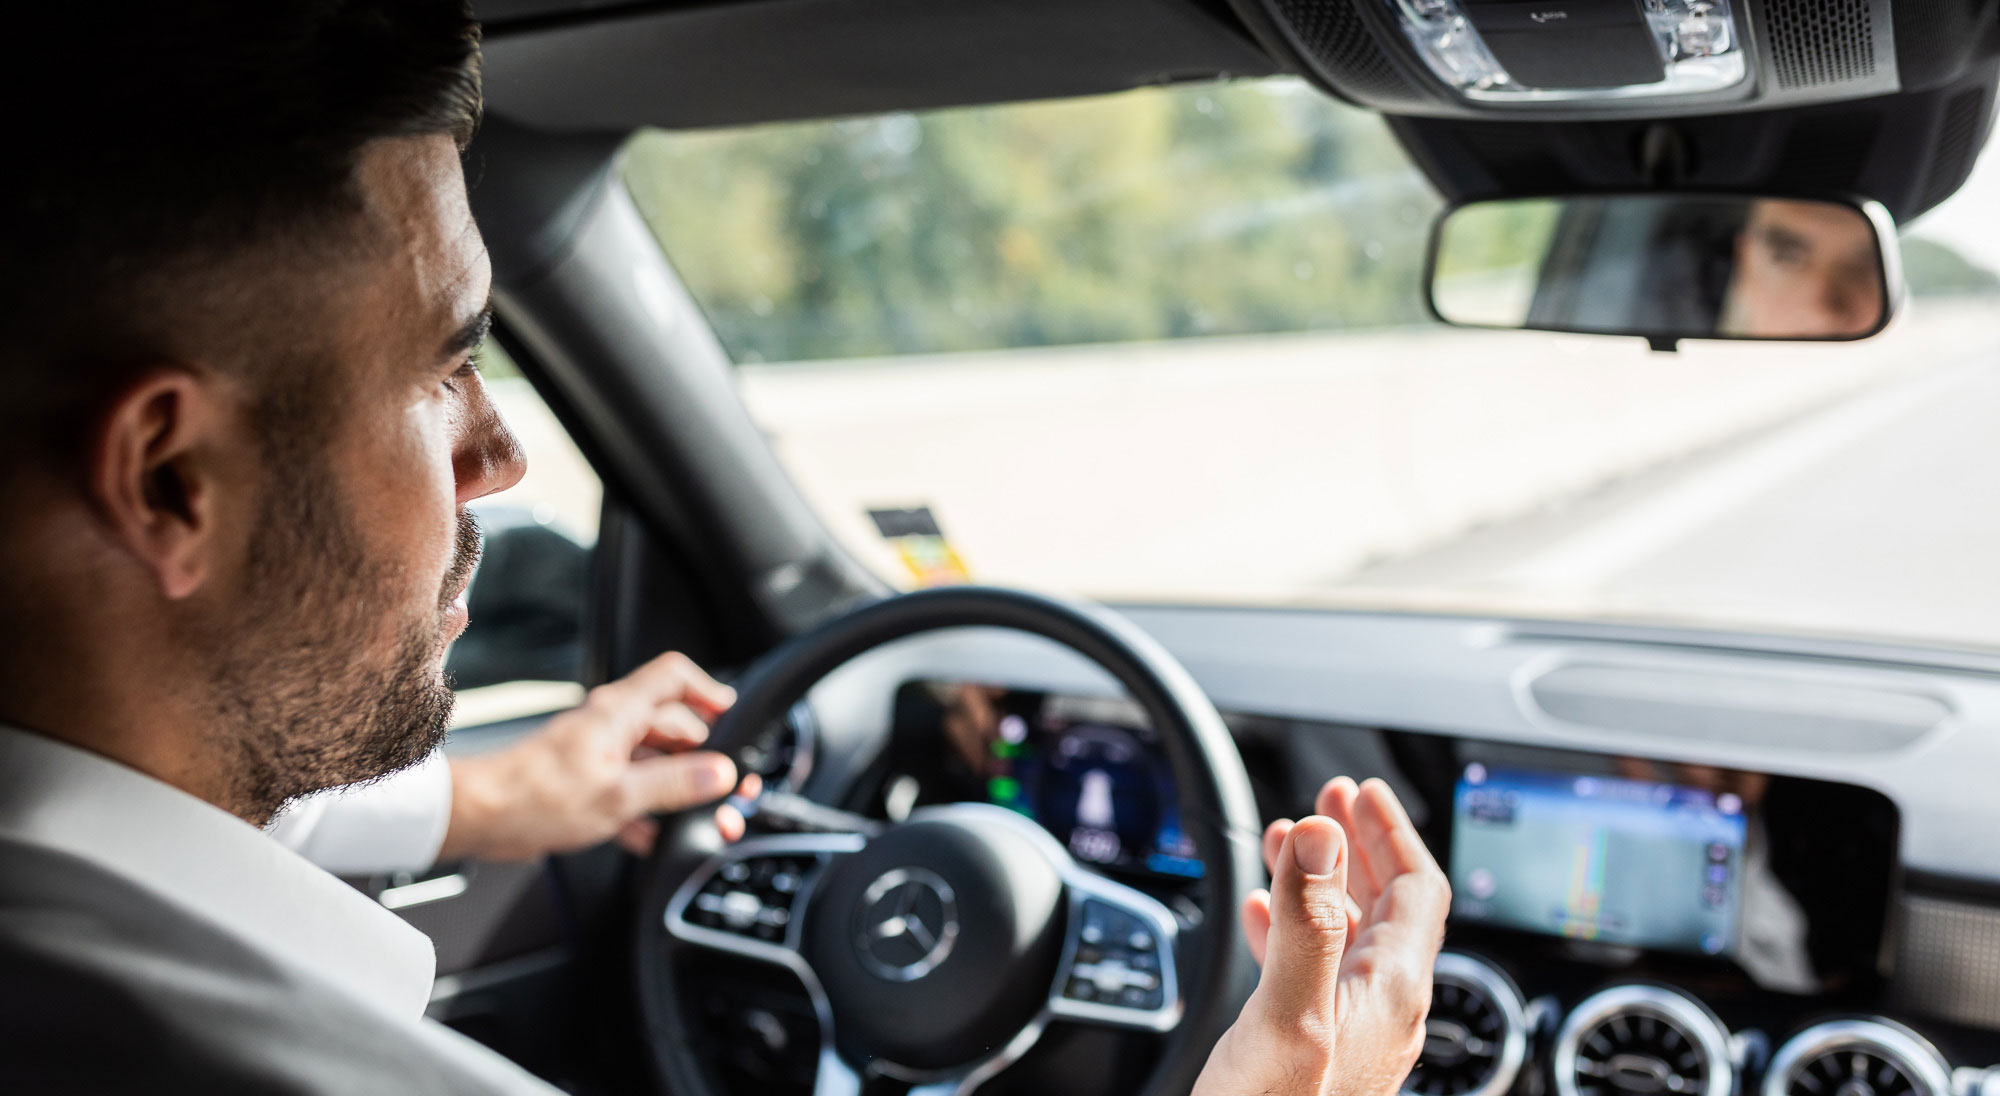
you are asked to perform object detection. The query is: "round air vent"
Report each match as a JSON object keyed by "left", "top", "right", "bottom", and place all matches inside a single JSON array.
[
  {"left": 1762, "top": 1019, "right": 1952, "bottom": 1096},
  {"left": 1554, "top": 985, "right": 1735, "bottom": 1096},
  {"left": 739, "top": 701, "right": 816, "bottom": 793},
  {"left": 1404, "top": 952, "right": 1528, "bottom": 1096}
]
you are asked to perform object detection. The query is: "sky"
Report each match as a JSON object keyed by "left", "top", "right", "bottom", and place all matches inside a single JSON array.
[{"left": 1903, "top": 125, "right": 2000, "bottom": 274}]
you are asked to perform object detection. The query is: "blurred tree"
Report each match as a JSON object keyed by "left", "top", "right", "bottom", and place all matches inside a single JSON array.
[{"left": 621, "top": 78, "right": 1452, "bottom": 364}]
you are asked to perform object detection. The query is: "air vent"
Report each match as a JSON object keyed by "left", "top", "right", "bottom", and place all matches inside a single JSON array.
[
  {"left": 1554, "top": 985, "right": 1734, "bottom": 1096},
  {"left": 1404, "top": 952, "right": 1528, "bottom": 1096},
  {"left": 1763, "top": 1019, "right": 1952, "bottom": 1096},
  {"left": 739, "top": 700, "right": 816, "bottom": 794},
  {"left": 1765, "top": 0, "right": 1875, "bottom": 89}
]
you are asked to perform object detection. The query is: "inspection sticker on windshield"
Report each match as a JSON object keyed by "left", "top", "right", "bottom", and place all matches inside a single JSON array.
[{"left": 869, "top": 506, "right": 972, "bottom": 587}]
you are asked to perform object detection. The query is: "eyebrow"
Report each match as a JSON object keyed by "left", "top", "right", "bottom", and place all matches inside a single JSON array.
[{"left": 442, "top": 298, "right": 494, "bottom": 360}]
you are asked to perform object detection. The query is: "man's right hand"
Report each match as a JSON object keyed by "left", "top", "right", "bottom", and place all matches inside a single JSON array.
[{"left": 1193, "top": 777, "right": 1451, "bottom": 1096}]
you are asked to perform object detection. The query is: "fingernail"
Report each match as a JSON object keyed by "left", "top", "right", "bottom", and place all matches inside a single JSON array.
[
  {"left": 698, "top": 757, "right": 736, "bottom": 795},
  {"left": 1293, "top": 820, "right": 1340, "bottom": 876}
]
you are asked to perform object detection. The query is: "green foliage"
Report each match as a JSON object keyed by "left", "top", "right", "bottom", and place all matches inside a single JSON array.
[
  {"left": 619, "top": 79, "right": 1445, "bottom": 364},
  {"left": 1434, "top": 199, "right": 1563, "bottom": 280}
]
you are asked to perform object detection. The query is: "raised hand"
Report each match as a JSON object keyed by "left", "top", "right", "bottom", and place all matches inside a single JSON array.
[{"left": 1193, "top": 777, "right": 1450, "bottom": 1096}]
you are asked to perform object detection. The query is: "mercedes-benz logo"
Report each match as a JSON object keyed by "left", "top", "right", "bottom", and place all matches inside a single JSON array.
[{"left": 853, "top": 867, "right": 960, "bottom": 982}]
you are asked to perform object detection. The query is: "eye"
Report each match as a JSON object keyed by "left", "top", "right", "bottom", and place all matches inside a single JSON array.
[{"left": 441, "top": 356, "right": 481, "bottom": 392}]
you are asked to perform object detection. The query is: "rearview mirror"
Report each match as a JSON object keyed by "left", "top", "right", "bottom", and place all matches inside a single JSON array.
[{"left": 1427, "top": 194, "right": 1901, "bottom": 348}]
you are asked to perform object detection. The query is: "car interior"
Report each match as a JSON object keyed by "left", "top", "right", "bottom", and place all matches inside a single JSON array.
[{"left": 389, "top": 1, "right": 2000, "bottom": 1094}]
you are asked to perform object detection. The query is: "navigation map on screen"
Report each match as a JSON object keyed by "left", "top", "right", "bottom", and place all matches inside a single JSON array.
[{"left": 1449, "top": 764, "right": 1748, "bottom": 955}]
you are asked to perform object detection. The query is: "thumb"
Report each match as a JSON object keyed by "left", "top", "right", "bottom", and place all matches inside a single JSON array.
[
  {"left": 623, "top": 750, "right": 739, "bottom": 815},
  {"left": 1255, "top": 816, "right": 1350, "bottom": 1021}
]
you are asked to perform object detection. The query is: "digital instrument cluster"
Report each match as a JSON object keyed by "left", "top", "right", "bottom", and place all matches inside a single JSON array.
[{"left": 890, "top": 682, "right": 1203, "bottom": 879}]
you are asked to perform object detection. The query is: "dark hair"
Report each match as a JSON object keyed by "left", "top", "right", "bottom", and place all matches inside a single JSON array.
[{"left": 0, "top": 1, "right": 482, "bottom": 465}]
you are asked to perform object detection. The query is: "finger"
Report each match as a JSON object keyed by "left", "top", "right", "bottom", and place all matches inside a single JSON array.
[
  {"left": 1318, "top": 777, "right": 1382, "bottom": 913},
  {"left": 638, "top": 702, "right": 712, "bottom": 750},
  {"left": 1253, "top": 816, "right": 1349, "bottom": 1021},
  {"left": 1356, "top": 778, "right": 1441, "bottom": 879},
  {"left": 617, "top": 651, "right": 738, "bottom": 718},
  {"left": 616, "top": 817, "right": 658, "bottom": 857},
  {"left": 622, "top": 750, "right": 739, "bottom": 815},
  {"left": 737, "top": 773, "right": 763, "bottom": 800},
  {"left": 1364, "top": 860, "right": 1453, "bottom": 947},
  {"left": 714, "top": 803, "right": 745, "bottom": 843},
  {"left": 1262, "top": 819, "right": 1294, "bottom": 878},
  {"left": 1240, "top": 889, "right": 1274, "bottom": 966},
  {"left": 1314, "top": 775, "right": 1357, "bottom": 820}
]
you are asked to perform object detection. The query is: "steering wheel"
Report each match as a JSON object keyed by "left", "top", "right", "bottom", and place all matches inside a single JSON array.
[{"left": 634, "top": 586, "right": 1265, "bottom": 1095}]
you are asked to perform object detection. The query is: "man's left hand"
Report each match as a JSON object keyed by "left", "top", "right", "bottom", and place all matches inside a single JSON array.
[{"left": 438, "top": 652, "right": 754, "bottom": 862}]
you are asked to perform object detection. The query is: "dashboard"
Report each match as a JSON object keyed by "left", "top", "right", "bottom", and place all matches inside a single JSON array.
[{"left": 682, "top": 606, "right": 2000, "bottom": 1096}]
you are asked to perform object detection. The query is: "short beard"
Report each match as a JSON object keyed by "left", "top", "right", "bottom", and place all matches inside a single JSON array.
[{"left": 207, "top": 440, "right": 481, "bottom": 824}]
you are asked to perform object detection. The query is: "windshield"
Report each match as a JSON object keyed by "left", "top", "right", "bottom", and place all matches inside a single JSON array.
[{"left": 620, "top": 77, "right": 2000, "bottom": 652}]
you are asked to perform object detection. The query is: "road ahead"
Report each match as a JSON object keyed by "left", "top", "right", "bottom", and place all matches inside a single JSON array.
[{"left": 1339, "top": 348, "right": 2000, "bottom": 649}]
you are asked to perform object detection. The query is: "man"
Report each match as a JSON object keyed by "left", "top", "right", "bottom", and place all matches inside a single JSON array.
[
  {"left": 0, "top": 3, "right": 1449, "bottom": 1093},
  {"left": 1719, "top": 198, "right": 1888, "bottom": 339}
]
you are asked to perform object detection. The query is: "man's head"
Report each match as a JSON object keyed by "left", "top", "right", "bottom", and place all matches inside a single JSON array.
[
  {"left": 1720, "top": 199, "right": 1887, "bottom": 339},
  {"left": 0, "top": 3, "right": 524, "bottom": 822}
]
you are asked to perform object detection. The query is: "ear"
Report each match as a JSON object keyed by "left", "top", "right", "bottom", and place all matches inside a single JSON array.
[{"left": 87, "top": 368, "right": 233, "bottom": 601}]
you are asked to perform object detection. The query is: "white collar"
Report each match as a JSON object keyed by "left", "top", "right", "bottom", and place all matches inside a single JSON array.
[{"left": 0, "top": 724, "right": 437, "bottom": 1019}]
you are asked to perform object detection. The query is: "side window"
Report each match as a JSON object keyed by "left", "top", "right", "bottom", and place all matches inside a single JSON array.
[{"left": 447, "top": 338, "right": 603, "bottom": 722}]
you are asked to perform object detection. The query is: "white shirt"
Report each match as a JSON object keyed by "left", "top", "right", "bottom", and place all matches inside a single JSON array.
[
  {"left": 266, "top": 748, "right": 454, "bottom": 874},
  {"left": 0, "top": 723, "right": 563, "bottom": 1093},
  {"left": 0, "top": 724, "right": 437, "bottom": 1017}
]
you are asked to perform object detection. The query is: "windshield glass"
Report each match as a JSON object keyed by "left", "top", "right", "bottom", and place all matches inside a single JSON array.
[{"left": 621, "top": 78, "right": 2000, "bottom": 651}]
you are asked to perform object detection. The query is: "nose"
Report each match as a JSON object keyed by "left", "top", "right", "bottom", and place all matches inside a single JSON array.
[{"left": 454, "top": 381, "right": 528, "bottom": 505}]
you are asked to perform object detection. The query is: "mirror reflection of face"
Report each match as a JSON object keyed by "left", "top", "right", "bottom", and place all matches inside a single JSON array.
[{"left": 1721, "top": 200, "right": 1884, "bottom": 339}]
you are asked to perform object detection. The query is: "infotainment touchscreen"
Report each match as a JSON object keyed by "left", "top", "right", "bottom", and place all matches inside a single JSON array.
[{"left": 1449, "top": 764, "right": 1748, "bottom": 956}]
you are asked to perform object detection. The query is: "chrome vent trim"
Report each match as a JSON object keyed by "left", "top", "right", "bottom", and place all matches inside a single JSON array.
[
  {"left": 1553, "top": 984, "right": 1734, "bottom": 1096},
  {"left": 1762, "top": 1019, "right": 1952, "bottom": 1096},
  {"left": 1404, "top": 952, "right": 1528, "bottom": 1096}
]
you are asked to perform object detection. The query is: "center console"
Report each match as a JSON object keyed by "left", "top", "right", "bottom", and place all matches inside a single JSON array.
[
  {"left": 874, "top": 680, "right": 1991, "bottom": 1096},
  {"left": 1387, "top": 738, "right": 1916, "bottom": 1096}
]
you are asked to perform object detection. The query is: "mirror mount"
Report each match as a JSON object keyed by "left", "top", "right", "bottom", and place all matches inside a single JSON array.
[
  {"left": 1646, "top": 335, "right": 1680, "bottom": 354},
  {"left": 1638, "top": 125, "right": 1692, "bottom": 188}
]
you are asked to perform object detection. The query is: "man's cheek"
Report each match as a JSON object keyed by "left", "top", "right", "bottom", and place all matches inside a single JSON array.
[{"left": 366, "top": 404, "right": 466, "bottom": 592}]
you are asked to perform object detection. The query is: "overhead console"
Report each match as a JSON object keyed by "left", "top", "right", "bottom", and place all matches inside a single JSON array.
[{"left": 1223, "top": 0, "right": 1994, "bottom": 119}]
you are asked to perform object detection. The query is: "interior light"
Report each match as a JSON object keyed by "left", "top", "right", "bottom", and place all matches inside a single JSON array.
[{"left": 1387, "top": 0, "right": 1748, "bottom": 103}]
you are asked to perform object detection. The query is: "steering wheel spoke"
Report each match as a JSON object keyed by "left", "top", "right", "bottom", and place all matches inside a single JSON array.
[
  {"left": 1048, "top": 870, "right": 1184, "bottom": 1032},
  {"left": 665, "top": 832, "right": 868, "bottom": 961}
]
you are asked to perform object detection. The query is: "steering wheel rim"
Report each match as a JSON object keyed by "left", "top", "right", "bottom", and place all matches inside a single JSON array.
[{"left": 634, "top": 586, "right": 1264, "bottom": 1095}]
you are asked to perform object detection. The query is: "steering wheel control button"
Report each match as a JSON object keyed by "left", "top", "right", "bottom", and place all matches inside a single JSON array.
[
  {"left": 1063, "top": 899, "right": 1165, "bottom": 1009},
  {"left": 681, "top": 851, "right": 822, "bottom": 944},
  {"left": 1053, "top": 894, "right": 1177, "bottom": 1021}
]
